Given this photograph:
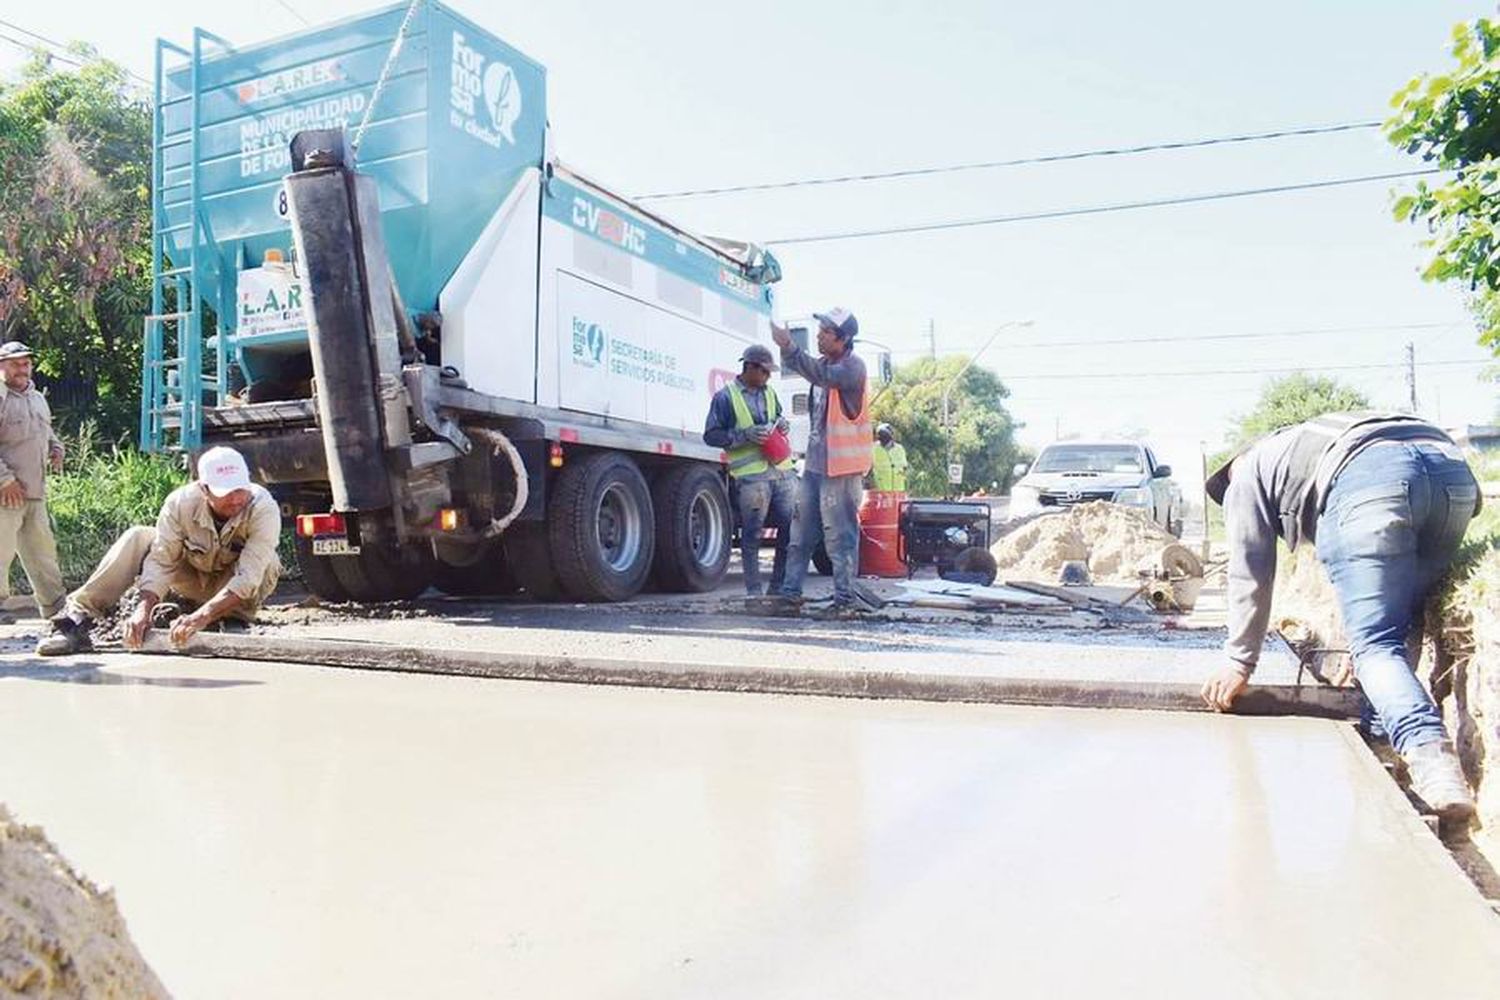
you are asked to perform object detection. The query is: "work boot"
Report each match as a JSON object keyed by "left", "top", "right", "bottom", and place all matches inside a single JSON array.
[
  {"left": 35, "top": 616, "right": 93, "bottom": 657},
  {"left": 1402, "top": 740, "right": 1476, "bottom": 823}
]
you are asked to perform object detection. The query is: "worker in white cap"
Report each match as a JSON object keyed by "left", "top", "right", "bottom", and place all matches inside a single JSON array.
[
  {"left": 36, "top": 445, "right": 282, "bottom": 655},
  {"left": 0, "top": 340, "right": 66, "bottom": 620}
]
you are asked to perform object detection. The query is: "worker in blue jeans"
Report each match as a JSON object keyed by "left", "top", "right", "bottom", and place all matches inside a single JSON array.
[
  {"left": 1202, "top": 412, "right": 1481, "bottom": 821},
  {"left": 770, "top": 308, "right": 872, "bottom": 612}
]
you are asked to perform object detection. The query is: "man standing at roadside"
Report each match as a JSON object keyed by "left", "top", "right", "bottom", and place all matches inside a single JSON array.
[
  {"left": 1200, "top": 411, "right": 1482, "bottom": 822},
  {"left": 703, "top": 345, "right": 797, "bottom": 598},
  {"left": 869, "top": 422, "right": 908, "bottom": 492},
  {"left": 37, "top": 445, "right": 281, "bottom": 655},
  {"left": 0, "top": 340, "right": 66, "bottom": 620},
  {"left": 770, "top": 307, "right": 871, "bottom": 612}
]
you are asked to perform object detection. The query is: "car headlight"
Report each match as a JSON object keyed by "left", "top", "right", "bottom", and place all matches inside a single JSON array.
[
  {"left": 1010, "top": 485, "right": 1041, "bottom": 514},
  {"left": 1114, "top": 487, "right": 1151, "bottom": 507}
]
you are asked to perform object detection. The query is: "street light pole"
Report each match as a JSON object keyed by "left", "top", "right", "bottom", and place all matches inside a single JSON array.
[{"left": 942, "top": 320, "right": 1033, "bottom": 497}]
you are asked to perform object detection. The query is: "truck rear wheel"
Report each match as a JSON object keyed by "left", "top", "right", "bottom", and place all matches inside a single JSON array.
[
  {"left": 293, "top": 533, "right": 352, "bottom": 602},
  {"left": 432, "top": 539, "right": 518, "bottom": 596},
  {"left": 330, "top": 540, "right": 434, "bottom": 602},
  {"left": 549, "top": 452, "right": 655, "bottom": 602},
  {"left": 650, "top": 464, "right": 731, "bottom": 593},
  {"left": 504, "top": 523, "right": 563, "bottom": 600}
]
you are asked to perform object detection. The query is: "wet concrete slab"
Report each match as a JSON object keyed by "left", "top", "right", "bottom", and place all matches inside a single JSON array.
[{"left": 2, "top": 652, "right": 1496, "bottom": 999}]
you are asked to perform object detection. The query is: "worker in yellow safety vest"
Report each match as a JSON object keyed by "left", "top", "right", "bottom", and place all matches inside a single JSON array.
[
  {"left": 703, "top": 344, "right": 797, "bottom": 597},
  {"left": 869, "top": 423, "right": 908, "bottom": 492}
]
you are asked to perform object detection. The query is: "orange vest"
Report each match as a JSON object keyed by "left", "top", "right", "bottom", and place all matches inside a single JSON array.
[{"left": 826, "top": 378, "right": 872, "bottom": 477}]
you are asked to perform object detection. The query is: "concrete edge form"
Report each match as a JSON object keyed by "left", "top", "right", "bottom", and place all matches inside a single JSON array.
[{"left": 143, "top": 633, "right": 1363, "bottom": 719}]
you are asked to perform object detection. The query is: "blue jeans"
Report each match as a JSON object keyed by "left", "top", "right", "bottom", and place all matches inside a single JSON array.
[
  {"left": 736, "top": 476, "right": 797, "bottom": 596},
  {"left": 781, "top": 472, "right": 862, "bottom": 601},
  {"left": 1315, "top": 441, "right": 1479, "bottom": 754}
]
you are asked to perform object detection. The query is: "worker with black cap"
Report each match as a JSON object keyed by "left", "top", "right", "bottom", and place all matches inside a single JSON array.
[
  {"left": 770, "top": 307, "right": 871, "bottom": 612},
  {"left": 703, "top": 344, "right": 796, "bottom": 598},
  {"left": 1202, "top": 410, "right": 1481, "bottom": 822},
  {"left": 0, "top": 339, "right": 65, "bottom": 620}
]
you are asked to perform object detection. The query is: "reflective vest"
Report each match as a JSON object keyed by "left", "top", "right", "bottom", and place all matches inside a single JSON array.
[
  {"left": 826, "top": 378, "right": 873, "bottom": 477},
  {"left": 871, "top": 442, "right": 908, "bottom": 492},
  {"left": 725, "top": 380, "right": 793, "bottom": 479}
]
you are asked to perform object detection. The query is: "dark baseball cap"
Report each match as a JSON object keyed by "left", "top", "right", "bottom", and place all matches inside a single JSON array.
[
  {"left": 740, "top": 344, "right": 778, "bottom": 371},
  {"left": 1205, "top": 442, "right": 1254, "bottom": 506}
]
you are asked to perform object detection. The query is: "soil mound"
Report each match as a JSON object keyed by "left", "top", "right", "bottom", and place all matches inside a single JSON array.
[
  {"left": 991, "top": 502, "right": 1184, "bottom": 583},
  {"left": 1, "top": 804, "right": 169, "bottom": 998}
]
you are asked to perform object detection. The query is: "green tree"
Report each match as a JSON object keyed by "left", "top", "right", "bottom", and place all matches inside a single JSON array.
[
  {"left": 1388, "top": 18, "right": 1500, "bottom": 356},
  {"left": 1228, "top": 373, "right": 1371, "bottom": 448},
  {"left": 869, "top": 355, "right": 1023, "bottom": 496},
  {"left": 0, "top": 49, "right": 152, "bottom": 437}
]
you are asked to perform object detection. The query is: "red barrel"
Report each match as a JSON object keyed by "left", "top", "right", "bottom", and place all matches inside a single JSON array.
[{"left": 859, "top": 490, "right": 908, "bottom": 577}]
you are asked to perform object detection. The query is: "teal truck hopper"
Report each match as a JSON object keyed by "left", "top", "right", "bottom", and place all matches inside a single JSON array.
[{"left": 145, "top": 1, "right": 783, "bottom": 602}]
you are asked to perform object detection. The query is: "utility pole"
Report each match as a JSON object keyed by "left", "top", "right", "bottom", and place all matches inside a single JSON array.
[
  {"left": 942, "top": 320, "right": 1034, "bottom": 497},
  {"left": 927, "top": 318, "right": 936, "bottom": 359},
  {"left": 1405, "top": 341, "right": 1418, "bottom": 413}
]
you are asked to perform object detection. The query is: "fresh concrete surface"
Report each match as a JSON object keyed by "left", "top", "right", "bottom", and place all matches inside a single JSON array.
[{"left": 2, "top": 649, "right": 1497, "bottom": 999}]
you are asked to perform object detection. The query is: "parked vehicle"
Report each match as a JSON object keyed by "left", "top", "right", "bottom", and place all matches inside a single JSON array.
[{"left": 1008, "top": 440, "right": 1182, "bottom": 536}]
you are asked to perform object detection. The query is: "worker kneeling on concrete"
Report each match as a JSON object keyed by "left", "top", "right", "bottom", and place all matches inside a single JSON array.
[
  {"left": 1201, "top": 412, "right": 1481, "bottom": 821},
  {"left": 36, "top": 446, "right": 281, "bottom": 656}
]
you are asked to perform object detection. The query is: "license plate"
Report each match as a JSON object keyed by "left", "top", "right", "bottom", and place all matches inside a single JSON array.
[{"left": 312, "top": 536, "right": 359, "bottom": 556}]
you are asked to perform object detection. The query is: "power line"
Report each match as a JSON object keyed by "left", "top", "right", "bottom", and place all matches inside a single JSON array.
[
  {"left": 0, "top": 17, "right": 150, "bottom": 85},
  {"left": 273, "top": 1, "right": 311, "bottom": 26},
  {"left": 0, "top": 31, "right": 86, "bottom": 68},
  {"left": 999, "top": 358, "right": 1490, "bottom": 382},
  {"left": 889, "top": 321, "right": 1459, "bottom": 355},
  {"left": 764, "top": 169, "right": 1441, "bottom": 246},
  {"left": 636, "top": 120, "right": 1384, "bottom": 201}
]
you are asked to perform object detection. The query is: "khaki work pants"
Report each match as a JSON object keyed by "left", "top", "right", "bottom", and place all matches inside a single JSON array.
[
  {"left": 68, "top": 525, "right": 279, "bottom": 622},
  {"left": 0, "top": 499, "right": 65, "bottom": 616}
]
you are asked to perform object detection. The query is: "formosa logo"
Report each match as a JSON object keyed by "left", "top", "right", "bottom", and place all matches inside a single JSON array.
[
  {"left": 571, "top": 318, "right": 606, "bottom": 367},
  {"left": 571, "top": 197, "right": 647, "bottom": 255},
  {"left": 450, "top": 32, "right": 520, "bottom": 148}
]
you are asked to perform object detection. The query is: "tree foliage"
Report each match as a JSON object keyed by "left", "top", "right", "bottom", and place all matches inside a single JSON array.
[
  {"left": 0, "top": 50, "right": 151, "bottom": 436},
  {"left": 1229, "top": 373, "right": 1371, "bottom": 447},
  {"left": 1388, "top": 18, "right": 1500, "bottom": 356},
  {"left": 869, "top": 356, "right": 1023, "bottom": 496}
]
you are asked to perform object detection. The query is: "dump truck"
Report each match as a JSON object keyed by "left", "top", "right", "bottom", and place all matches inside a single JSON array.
[{"left": 142, "top": 1, "right": 782, "bottom": 602}]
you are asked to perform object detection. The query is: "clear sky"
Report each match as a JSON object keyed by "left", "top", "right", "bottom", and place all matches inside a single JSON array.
[{"left": 3, "top": 0, "right": 1496, "bottom": 486}]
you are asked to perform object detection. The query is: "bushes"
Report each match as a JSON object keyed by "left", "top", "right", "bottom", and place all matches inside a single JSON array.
[{"left": 10, "top": 423, "right": 184, "bottom": 592}]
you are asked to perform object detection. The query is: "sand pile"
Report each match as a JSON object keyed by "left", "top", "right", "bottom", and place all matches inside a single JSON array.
[
  {"left": 991, "top": 502, "right": 1182, "bottom": 583},
  {"left": 0, "top": 805, "right": 169, "bottom": 998}
]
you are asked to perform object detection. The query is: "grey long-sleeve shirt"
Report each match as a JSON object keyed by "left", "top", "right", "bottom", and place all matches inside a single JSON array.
[
  {"left": 1222, "top": 420, "right": 1454, "bottom": 673},
  {"left": 779, "top": 344, "right": 866, "bottom": 476}
]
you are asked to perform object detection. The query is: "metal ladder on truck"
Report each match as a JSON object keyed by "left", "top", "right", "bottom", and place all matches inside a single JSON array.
[{"left": 140, "top": 31, "right": 233, "bottom": 453}]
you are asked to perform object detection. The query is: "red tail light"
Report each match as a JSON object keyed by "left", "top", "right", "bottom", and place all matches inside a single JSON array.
[{"left": 296, "top": 512, "right": 347, "bottom": 537}]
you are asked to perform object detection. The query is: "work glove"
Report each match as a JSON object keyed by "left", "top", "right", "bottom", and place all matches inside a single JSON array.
[
  {"left": 745, "top": 425, "right": 773, "bottom": 444},
  {"left": 774, "top": 416, "right": 790, "bottom": 435}
]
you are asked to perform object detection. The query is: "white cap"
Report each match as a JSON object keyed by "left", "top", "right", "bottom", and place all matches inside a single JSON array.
[{"left": 197, "top": 446, "right": 252, "bottom": 497}]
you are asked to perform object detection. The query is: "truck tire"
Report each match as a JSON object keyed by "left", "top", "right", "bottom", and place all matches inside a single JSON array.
[
  {"left": 293, "top": 534, "right": 352, "bottom": 602},
  {"left": 330, "top": 540, "right": 434, "bottom": 602},
  {"left": 504, "top": 522, "right": 563, "bottom": 601},
  {"left": 549, "top": 452, "right": 655, "bottom": 602},
  {"left": 650, "top": 464, "right": 731, "bottom": 592},
  {"left": 432, "top": 539, "right": 518, "bottom": 597}
]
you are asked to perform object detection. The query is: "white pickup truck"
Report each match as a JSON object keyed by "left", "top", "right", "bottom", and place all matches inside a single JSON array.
[{"left": 1008, "top": 440, "right": 1183, "bottom": 536}]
